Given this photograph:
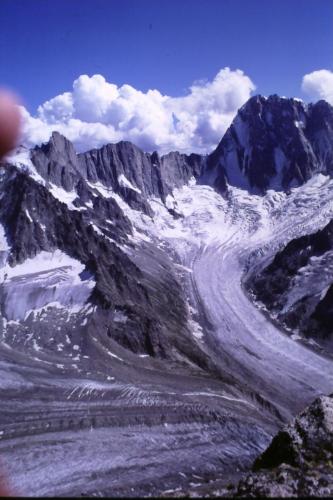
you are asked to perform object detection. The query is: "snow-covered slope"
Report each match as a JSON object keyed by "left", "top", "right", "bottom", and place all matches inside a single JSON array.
[{"left": 0, "top": 135, "right": 212, "bottom": 374}]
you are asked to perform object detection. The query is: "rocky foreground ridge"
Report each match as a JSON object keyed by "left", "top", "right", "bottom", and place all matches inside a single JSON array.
[
  {"left": 234, "top": 393, "right": 333, "bottom": 497},
  {"left": 171, "top": 394, "right": 333, "bottom": 497}
]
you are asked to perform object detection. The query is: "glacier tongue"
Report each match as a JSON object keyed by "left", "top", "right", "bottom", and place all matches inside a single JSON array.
[{"left": 123, "top": 172, "right": 333, "bottom": 416}]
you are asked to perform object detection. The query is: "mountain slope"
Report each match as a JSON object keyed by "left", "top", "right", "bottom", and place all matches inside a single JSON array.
[
  {"left": 248, "top": 217, "right": 333, "bottom": 352},
  {"left": 0, "top": 142, "right": 213, "bottom": 372}
]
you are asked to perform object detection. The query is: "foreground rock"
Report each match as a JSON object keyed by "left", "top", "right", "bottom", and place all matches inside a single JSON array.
[{"left": 235, "top": 393, "right": 333, "bottom": 497}]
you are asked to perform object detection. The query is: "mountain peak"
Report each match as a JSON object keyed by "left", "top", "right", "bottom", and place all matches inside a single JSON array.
[
  {"left": 204, "top": 93, "right": 333, "bottom": 193},
  {"left": 44, "top": 130, "right": 74, "bottom": 153}
]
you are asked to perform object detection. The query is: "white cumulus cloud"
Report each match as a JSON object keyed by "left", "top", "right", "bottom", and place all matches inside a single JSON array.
[
  {"left": 302, "top": 69, "right": 333, "bottom": 105},
  {"left": 20, "top": 68, "right": 256, "bottom": 154}
]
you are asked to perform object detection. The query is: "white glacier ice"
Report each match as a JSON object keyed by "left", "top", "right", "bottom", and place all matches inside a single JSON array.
[{"left": 1, "top": 250, "right": 95, "bottom": 321}]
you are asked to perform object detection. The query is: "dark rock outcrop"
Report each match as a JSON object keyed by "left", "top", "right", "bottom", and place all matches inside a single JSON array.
[
  {"left": 235, "top": 394, "right": 333, "bottom": 497},
  {"left": 78, "top": 142, "right": 204, "bottom": 201},
  {"left": 31, "top": 131, "right": 80, "bottom": 191}
]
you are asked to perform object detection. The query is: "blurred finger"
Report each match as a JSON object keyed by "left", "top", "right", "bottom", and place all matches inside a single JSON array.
[
  {"left": 0, "top": 462, "right": 12, "bottom": 497},
  {"left": 0, "top": 90, "right": 21, "bottom": 160}
]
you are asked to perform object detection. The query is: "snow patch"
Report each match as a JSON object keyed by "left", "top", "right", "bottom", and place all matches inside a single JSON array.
[
  {"left": 49, "top": 184, "right": 78, "bottom": 210},
  {"left": 188, "top": 318, "right": 204, "bottom": 340},
  {"left": 0, "top": 223, "right": 9, "bottom": 254},
  {"left": 90, "top": 223, "right": 104, "bottom": 236},
  {"left": 25, "top": 209, "right": 33, "bottom": 223},
  {"left": 87, "top": 181, "right": 114, "bottom": 199},
  {"left": 294, "top": 120, "right": 305, "bottom": 129},
  {"left": 118, "top": 174, "right": 141, "bottom": 193},
  {"left": 7, "top": 147, "right": 46, "bottom": 185}
]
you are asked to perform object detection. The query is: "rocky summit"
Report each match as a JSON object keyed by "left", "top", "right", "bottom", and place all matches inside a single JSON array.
[
  {"left": 0, "top": 95, "right": 333, "bottom": 497},
  {"left": 205, "top": 95, "right": 333, "bottom": 193}
]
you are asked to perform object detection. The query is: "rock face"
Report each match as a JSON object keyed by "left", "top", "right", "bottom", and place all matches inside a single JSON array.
[
  {"left": 248, "top": 218, "right": 333, "bottom": 352},
  {"left": 30, "top": 130, "right": 80, "bottom": 192},
  {"left": 236, "top": 394, "right": 333, "bottom": 497},
  {"left": 31, "top": 132, "right": 205, "bottom": 215},
  {"left": 78, "top": 142, "right": 204, "bottom": 201},
  {"left": 204, "top": 95, "right": 333, "bottom": 193},
  {"left": 30, "top": 96, "right": 333, "bottom": 207}
]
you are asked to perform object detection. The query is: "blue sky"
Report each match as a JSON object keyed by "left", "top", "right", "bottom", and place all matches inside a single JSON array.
[
  {"left": 1, "top": 0, "right": 332, "bottom": 154},
  {"left": 1, "top": 0, "right": 332, "bottom": 112}
]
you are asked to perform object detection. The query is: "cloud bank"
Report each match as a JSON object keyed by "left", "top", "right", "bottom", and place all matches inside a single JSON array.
[
  {"left": 20, "top": 68, "right": 256, "bottom": 154},
  {"left": 302, "top": 69, "right": 333, "bottom": 105}
]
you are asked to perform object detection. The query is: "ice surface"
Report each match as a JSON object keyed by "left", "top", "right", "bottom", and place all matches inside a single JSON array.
[
  {"left": 2, "top": 147, "right": 333, "bottom": 419},
  {"left": 224, "top": 149, "right": 251, "bottom": 191},
  {"left": 233, "top": 114, "right": 249, "bottom": 149},
  {"left": 1, "top": 250, "right": 95, "bottom": 321},
  {"left": 271, "top": 147, "right": 286, "bottom": 189},
  {"left": 281, "top": 250, "right": 333, "bottom": 313}
]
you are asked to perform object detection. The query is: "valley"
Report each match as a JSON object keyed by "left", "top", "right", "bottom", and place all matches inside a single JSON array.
[{"left": 0, "top": 95, "right": 332, "bottom": 496}]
